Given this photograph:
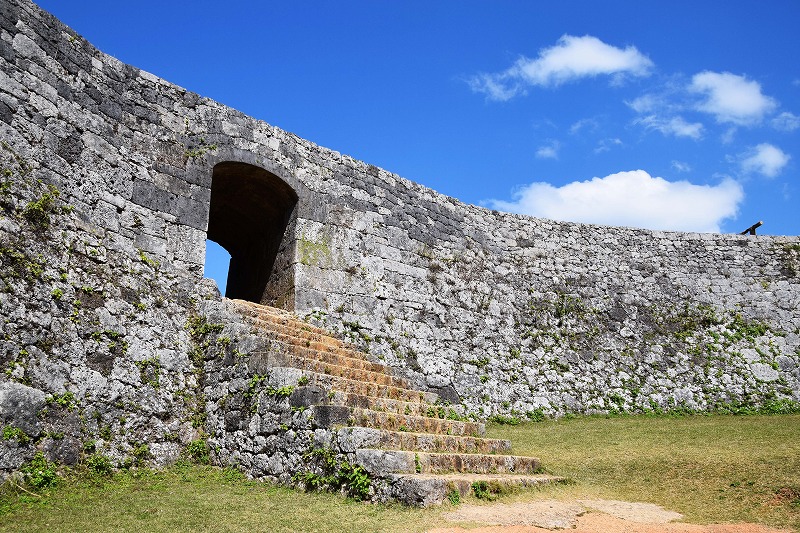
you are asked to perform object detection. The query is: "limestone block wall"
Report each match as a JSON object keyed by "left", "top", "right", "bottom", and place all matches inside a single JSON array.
[
  {"left": 0, "top": 135, "right": 218, "bottom": 475},
  {"left": 1, "top": 0, "right": 799, "bottom": 457},
  {"left": 299, "top": 206, "right": 800, "bottom": 417}
]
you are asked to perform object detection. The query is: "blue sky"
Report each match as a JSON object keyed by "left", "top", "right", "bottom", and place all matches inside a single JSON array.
[{"left": 35, "top": 1, "right": 799, "bottom": 292}]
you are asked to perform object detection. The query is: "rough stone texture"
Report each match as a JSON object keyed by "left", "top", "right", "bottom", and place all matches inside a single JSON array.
[{"left": 1, "top": 0, "right": 799, "bottom": 488}]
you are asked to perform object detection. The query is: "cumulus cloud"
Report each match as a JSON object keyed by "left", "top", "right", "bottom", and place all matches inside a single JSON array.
[
  {"left": 487, "top": 170, "right": 743, "bottom": 233},
  {"left": 740, "top": 143, "right": 790, "bottom": 177},
  {"left": 689, "top": 71, "right": 776, "bottom": 125},
  {"left": 771, "top": 111, "right": 800, "bottom": 132},
  {"left": 535, "top": 140, "right": 561, "bottom": 159},
  {"left": 469, "top": 35, "right": 653, "bottom": 101},
  {"left": 635, "top": 115, "right": 704, "bottom": 139}
]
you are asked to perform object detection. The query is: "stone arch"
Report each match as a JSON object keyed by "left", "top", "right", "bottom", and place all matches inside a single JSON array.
[{"left": 206, "top": 161, "right": 298, "bottom": 306}]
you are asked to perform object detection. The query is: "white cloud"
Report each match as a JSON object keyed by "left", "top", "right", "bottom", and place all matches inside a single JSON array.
[
  {"left": 469, "top": 35, "right": 653, "bottom": 100},
  {"left": 740, "top": 143, "right": 790, "bottom": 177},
  {"left": 689, "top": 71, "right": 777, "bottom": 125},
  {"left": 594, "top": 138, "right": 623, "bottom": 154},
  {"left": 467, "top": 74, "right": 523, "bottom": 101},
  {"left": 771, "top": 111, "right": 800, "bottom": 132},
  {"left": 569, "top": 118, "right": 600, "bottom": 134},
  {"left": 671, "top": 161, "right": 692, "bottom": 173},
  {"left": 635, "top": 115, "right": 704, "bottom": 139},
  {"left": 487, "top": 170, "right": 743, "bottom": 232},
  {"left": 626, "top": 94, "right": 663, "bottom": 114},
  {"left": 536, "top": 140, "right": 560, "bottom": 159}
]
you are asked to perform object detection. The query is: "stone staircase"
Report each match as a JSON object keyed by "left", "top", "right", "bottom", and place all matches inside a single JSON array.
[{"left": 228, "top": 299, "right": 560, "bottom": 505}]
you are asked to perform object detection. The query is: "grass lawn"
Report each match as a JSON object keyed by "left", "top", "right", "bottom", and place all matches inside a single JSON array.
[
  {"left": 488, "top": 413, "right": 800, "bottom": 531},
  {"left": 2, "top": 413, "right": 798, "bottom": 532}
]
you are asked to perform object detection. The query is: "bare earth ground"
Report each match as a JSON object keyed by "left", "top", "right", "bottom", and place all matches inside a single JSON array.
[{"left": 429, "top": 499, "right": 792, "bottom": 533}]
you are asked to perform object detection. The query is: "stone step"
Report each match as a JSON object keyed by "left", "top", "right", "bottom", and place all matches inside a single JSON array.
[
  {"left": 254, "top": 350, "right": 410, "bottom": 389},
  {"left": 349, "top": 408, "right": 484, "bottom": 437},
  {"left": 300, "top": 371, "right": 437, "bottom": 404},
  {"left": 335, "top": 427, "right": 511, "bottom": 455},
  {"left": 330, "top": 391, "right": 459, "bottom": 419},
  {"left": 259, "top": 336, "right": 388, "bottom": 374},
  {"left": 228, "top": 299, "right": 326, "bottom": 330},
  {"left": 250, "top": 318, "right": 352, "bottom": 357},
  {"left": 386, "top": 473, "right": 563, "bottom": 507},
  {"left": 230, "top": 300, "right": 355, "bottom": 348},
  {"left": 355, "top": 449, "right": 541, "bottom": 476}
]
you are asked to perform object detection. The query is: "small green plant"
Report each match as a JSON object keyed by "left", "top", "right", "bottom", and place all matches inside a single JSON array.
[
  {"left": 47, "top": 391, "right": 78, "bottom": 411},
  {"left": 297, "top": 375, "right": 310, "bottom": 386},
  {"left": 471, "top": 480, "right": 507, "bottom": 501},
  {"left": 186, "top": 439, "right": 210, "bottom": 465},
  {"left": 186, "top": 315, "right": 225, "bottom": 338},
  {"left": 135, "top": 357, "right": 161, "bottom": 388},
  {"left": 21, "top": 451, "right": 59, "bottom": 489},
  {"left": 132, "top": 443, "right": 151, "bottom": 465},
  {"left": 22, "top": 184, "right": 60, "bottom": 229},
  {"left": 85, "top": 453, "right": 114, "bottom": 475},
  {"left": 137, "top": 249, "right": 160, "bottom": 269},
  {"left": 51, "top": 287, "right": 63, "bottom": 300},
  {"left": 184, "top": 138, "right": 218, "bottom": 159},
  {"left": 488, "top": 414, "right": 520, "bottom": 426},
  {"left": 1, "top": 425, "right": 30, "bottom": 444},
  {"left": 294, "top": 448, "right": 372, "bottom": 500},
  {"left": 447, "top": 488, "right": 461, "bottom": 505},
  {"left": 526, "top": 408, "right": 546, "bottom": 422}
]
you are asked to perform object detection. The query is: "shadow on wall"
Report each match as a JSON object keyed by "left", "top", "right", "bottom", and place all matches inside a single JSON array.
[{"left": 206, "top": 161, "right": 298, "bottom": 305}]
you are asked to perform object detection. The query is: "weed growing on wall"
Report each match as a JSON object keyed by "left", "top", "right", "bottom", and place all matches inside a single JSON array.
[
  {"left": 293, "top": 448, "right": 371, "bottom": 500},
  {"left": 185, "top": 314, "right": 227, "bottom": 429},
  {"left": 22, "top": 184, "right": 60, "bottom": 229}
]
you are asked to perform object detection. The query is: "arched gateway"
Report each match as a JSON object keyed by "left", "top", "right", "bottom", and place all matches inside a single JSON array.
[{"left": 206, "top": 161, "right": 298, "bottom": 306}]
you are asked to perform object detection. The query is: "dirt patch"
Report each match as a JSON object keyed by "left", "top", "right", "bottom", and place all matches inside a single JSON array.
[
  {"left": 765, "top": 487, "right": 800, "bottom": 508},
  {"left": 431, "top": 499, "right": 791, "bottom": 533}
]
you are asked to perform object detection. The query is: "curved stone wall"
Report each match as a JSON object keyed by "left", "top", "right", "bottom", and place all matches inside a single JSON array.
[{"left": 1, "top": 0, "right": 798, "bottom": 471}]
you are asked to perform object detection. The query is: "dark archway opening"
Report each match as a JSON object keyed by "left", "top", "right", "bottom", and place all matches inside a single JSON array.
[{"left": 207, "top": 162, "right": 298, "bottom": 304}]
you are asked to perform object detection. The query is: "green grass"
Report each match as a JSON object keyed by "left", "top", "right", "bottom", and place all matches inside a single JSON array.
[
  {"left": 0, "top": 464, "right": 444, "bottom": 532},
  {"left": 488, "top": 413, "right": 800, "bottom": 531},
  {"left": 2, "top": 414, "right": 798, "bottom": 532}
]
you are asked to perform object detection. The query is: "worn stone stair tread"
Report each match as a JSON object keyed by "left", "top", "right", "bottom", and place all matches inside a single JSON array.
[
  {"left": 348, "top": 407, "right": 485, "bottom": 437},
  {"left": 249, "top": 319, "right": 356, "bottom": 350},
  {"left": 256, "top": 350, "right": 411, "bottom": 389},
  {"left": 230, "top": 300, "right": 359, "bottom": 347},
  {"left": 332, "top": 391, "right": 465, "bottom": 418},
  {"left": 385, "top": 473, "right": 563, "bottom": 506},
  {"left": 300, "top": 370, "right": 438, "bottom": 404},
  {"left": 228, "top": 300, "right": 347, "bottom": 342},
  {"left": 355, "top": 449, "right": 541, "bottom": 475},
  {"left": 335, "top": 426, "right": 512, "bottom": 455},
  {"left": 247, "top": 319, "right": 360, "bottom": 352},
  {"left": 256, "top": 338, "right": 390, "bottom": 373}
]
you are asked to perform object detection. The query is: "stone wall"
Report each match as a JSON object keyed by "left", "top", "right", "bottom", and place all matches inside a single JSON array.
[{"left": 1, "top": 0, "right": 799, "bottom": 484}]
